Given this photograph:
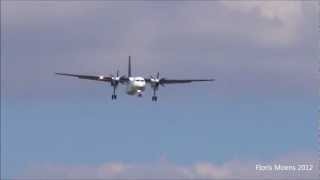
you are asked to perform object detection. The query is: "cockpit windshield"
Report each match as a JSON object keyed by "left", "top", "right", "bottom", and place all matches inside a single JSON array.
[{"left": 135, "top": 78, "right": 145, "bottom": 82}]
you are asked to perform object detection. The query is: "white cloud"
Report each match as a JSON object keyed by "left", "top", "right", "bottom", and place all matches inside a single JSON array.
[
  {"left": 3, "top": 1, "right": 307, "bottom": 47},
  {"left": 97, "top": 162, "right": 126, "bottom": 177},
  {"left": 2, "top": 2, "right": 94, "bottom": 27},
  {"left": 2, "top": 1, "right": 316, "bottom": 98},
  {"left": 221, "top": 1, "right": 303, "bottom": 46},
  {"left": 193, "top": 162, "right": 231, "bottom": 178},
  {"left": 19, "top": 152, "right": 318, "bottom": 179}
]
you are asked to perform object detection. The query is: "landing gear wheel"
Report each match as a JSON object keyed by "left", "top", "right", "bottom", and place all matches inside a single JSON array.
[
  {"left": 152, "top": 96, "right": 158, "bottom": 102},
  {"left": 111, "top": 94, "right": 117, "bottom": 100}
]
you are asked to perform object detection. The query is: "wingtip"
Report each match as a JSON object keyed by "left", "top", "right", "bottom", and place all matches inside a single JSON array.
[{"left": 55, "top": 72, "right": 68, "bottom": 76}]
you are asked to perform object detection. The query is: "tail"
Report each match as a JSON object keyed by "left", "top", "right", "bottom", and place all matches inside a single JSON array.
[{"left": 128, "top": 56, "right": 132, "bottom": 77}]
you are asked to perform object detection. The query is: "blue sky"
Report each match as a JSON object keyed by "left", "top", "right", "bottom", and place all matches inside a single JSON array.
[{"left": 1, "top": 1, "right": 318, "bottom": 179}]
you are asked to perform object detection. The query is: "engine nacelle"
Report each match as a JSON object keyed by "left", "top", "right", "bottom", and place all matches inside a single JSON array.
[
  {"left": 150, "top": 78, "right": 160, "bottom": 88},
  {"left": 111, "top": 77, "right": 120, "bottom": 86}
]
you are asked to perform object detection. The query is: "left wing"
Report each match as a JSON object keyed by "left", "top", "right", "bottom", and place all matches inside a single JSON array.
[{"left": 55, "top": 73, "right": 113, "bottom": 82}]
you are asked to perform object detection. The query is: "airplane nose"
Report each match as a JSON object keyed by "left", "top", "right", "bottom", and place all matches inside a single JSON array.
[
  {"left": 137, "top": 84, "right": 146, "bottom": 91},
  {"left": 138, "top": 82, "right": 146, "bottom": 87}
]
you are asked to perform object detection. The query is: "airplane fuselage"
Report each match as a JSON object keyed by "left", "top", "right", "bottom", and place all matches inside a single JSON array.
[{"left": 126, "top": 76, "right": 146, "bottom": 96}]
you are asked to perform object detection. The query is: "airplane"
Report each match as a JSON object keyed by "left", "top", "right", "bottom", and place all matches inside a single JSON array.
[{"left": 55, "top": 56, "right": 214, "bottom": 101}]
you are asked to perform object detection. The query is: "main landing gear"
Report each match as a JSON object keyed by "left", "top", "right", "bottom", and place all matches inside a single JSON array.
[
  {"left": 110, "top": 70, "right": 122, "bottom": 101},
  {"left": 152, "top": 95, "right": 158, "bottom": 102},
  {"left": 150, "top": 72, "right": 161, "bottom": 102},
  {"left": 111, "top": 85, "right": 117, "bottom": 100},
  {"left": 111, "top": 94, "right": 117, "bottom": 100},
  {"left": 152, "top": 87, "right": 158, "bottom": 102}
]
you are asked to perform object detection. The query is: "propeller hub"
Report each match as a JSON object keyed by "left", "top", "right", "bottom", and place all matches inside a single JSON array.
[
  {"left": 151, "top": 78, "right": 159, "bottom": 83},
  {"left": 111, "top": 70, "right": 123, "bottom": 86},
  {"left": 99, "top": 76, "right": 104, "bottom": 80},
  {"left": 150, "top": 72, "right": 161, "bottom": 87},
  {"left": 112, "top": 76, "right": 120, "bottom": 81}
]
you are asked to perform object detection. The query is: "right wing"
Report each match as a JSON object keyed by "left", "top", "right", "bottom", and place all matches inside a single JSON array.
[
  {"left": 55, "top": 73, "right": 113, "bottom": 82},
  {"left": 145, "top": 78, "right": 214, "bottom": 84},
  {"left": 159, "top": 78, "right": 214, "bottom": 84}
]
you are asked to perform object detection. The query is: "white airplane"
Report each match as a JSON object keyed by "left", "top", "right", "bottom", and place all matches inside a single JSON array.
[{"left": 56, "top": 56, "right": 214, "bottom": 101}]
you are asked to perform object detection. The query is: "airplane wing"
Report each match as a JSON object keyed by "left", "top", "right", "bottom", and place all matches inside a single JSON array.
[
  {"left": 160, "top": 78, "right": 214, "bottom": 84},
  {"left": 55, "top": 73, "right": 114, "bottom": 82},
  {"left": 145, "top": 78, "right": 214, "bottom": 84}
]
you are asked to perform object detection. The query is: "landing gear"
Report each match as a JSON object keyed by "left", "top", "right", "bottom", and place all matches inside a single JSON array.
[
  {"left": 152, "top": 87, "right": 158, "bottom": 102},
  {"left": 152, "top": 96, "right": 158, "bottom": 101},
  {"left": 111, "top": 85, "right": 117, "bottom": 100},
  {"left": 110, "top": 70, "right": 122, "bottom": 101},
  {"left": 111, "top": 94, "right": 117, "bottom": 100}
]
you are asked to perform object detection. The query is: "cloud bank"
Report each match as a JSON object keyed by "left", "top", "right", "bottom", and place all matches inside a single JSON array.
[
  {"left": 20, "top": 152, "right": 318, "bottom": 179},
  {"left": 2, "top": 1, "right": 317, "bottom": 101},
  {"left": 221, "top": 1, "right": 304, "bottom": 46}
]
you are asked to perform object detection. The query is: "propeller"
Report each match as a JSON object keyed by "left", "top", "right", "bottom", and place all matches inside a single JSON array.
[
  {"left": 150, "top": 72, "right": 164, "bottom": 101},
  {"left": 110, "top": 70, "right": 125, "bottom": 86},
  {"left": 150, "top": 72, "right": 165, "bottom": 88}
]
